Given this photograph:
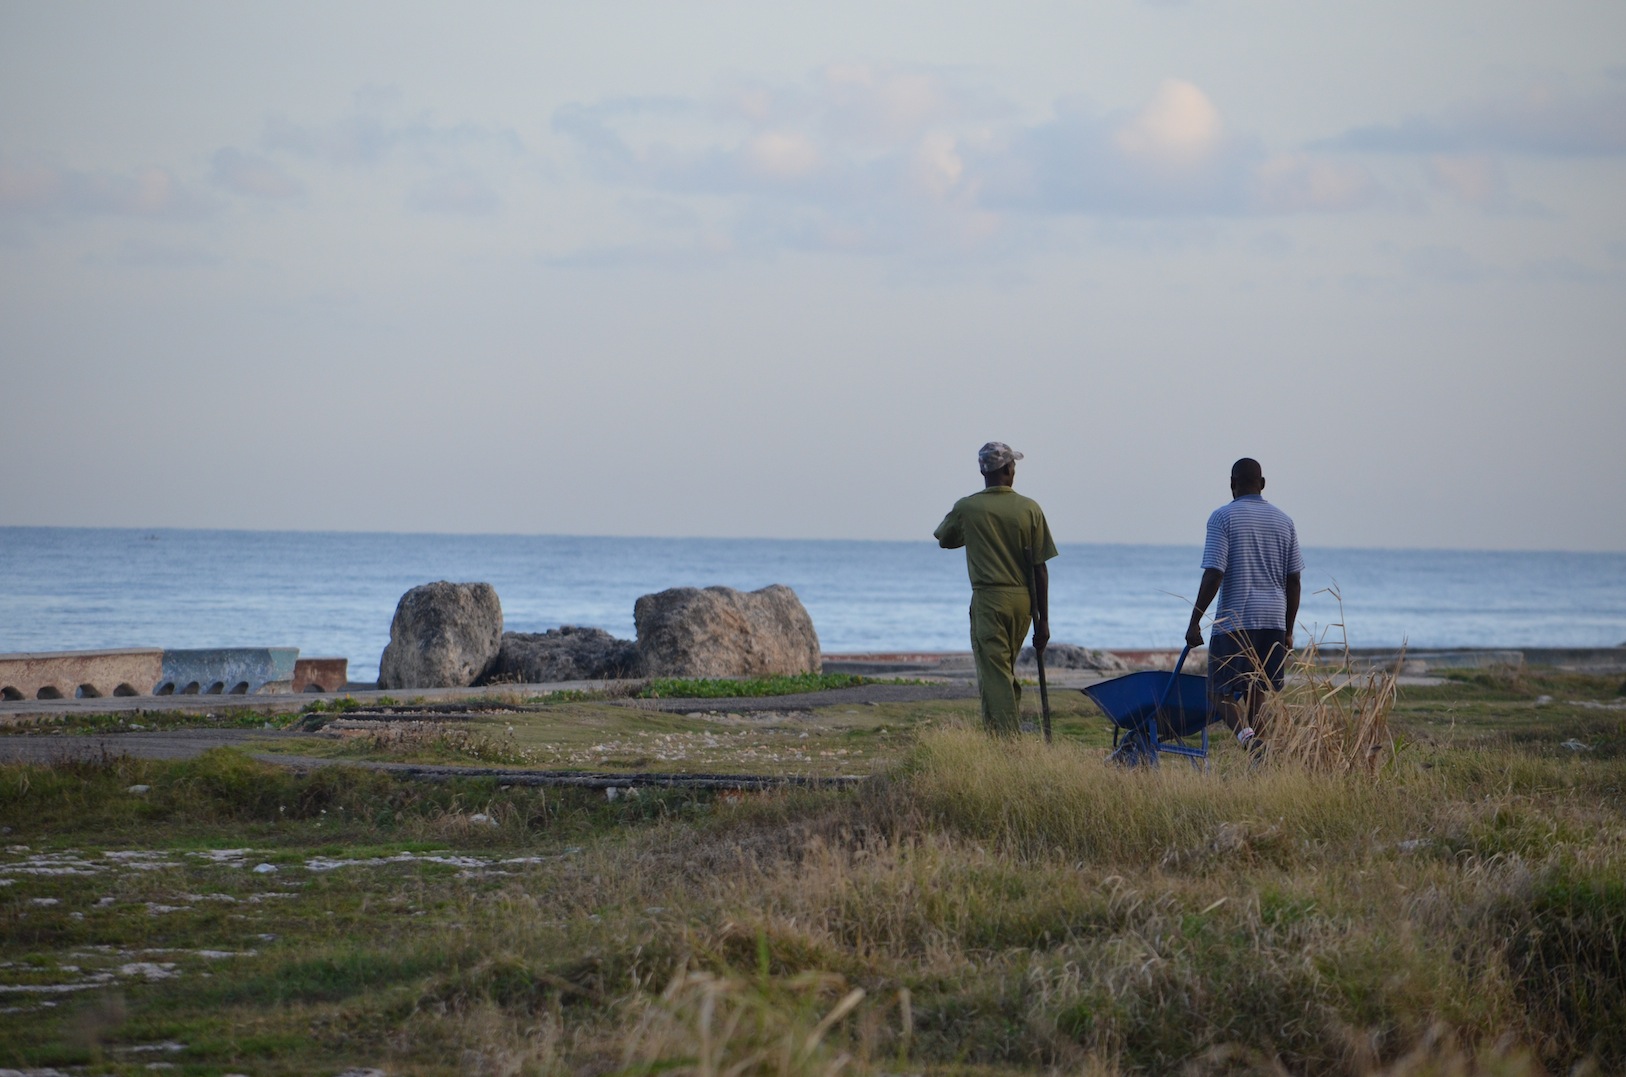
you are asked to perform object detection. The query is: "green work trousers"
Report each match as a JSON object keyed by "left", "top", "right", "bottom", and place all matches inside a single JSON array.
[{"left": 970, "top": 586, "right": 1031, "bottom": 736}]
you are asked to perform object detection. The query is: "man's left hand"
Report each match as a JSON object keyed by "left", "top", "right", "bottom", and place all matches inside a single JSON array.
[{"left": 1033, "top": 621, "right": 1050, "bottom": 653}]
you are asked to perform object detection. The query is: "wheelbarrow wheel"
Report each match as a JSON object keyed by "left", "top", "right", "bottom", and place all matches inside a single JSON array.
[{"left": 1108, "top": 726, "right": 1159, "bottom": 768}]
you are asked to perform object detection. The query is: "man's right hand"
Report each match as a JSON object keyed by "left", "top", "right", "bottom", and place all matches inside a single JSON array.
[{"left": 1185, "top": 622, "right": 1204, "bottom": 649}]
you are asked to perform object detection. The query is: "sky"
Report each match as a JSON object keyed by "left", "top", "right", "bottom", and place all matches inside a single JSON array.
[{"left": 2, "top": 1, "right": 1623, "bottom": 552}]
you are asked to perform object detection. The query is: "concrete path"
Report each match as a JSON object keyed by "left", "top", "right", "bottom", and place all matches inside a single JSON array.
[{"left": 0, "top": 730, "right": 867, "bottom": 791}]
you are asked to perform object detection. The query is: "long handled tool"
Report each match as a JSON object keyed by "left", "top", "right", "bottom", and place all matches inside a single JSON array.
[{"left": 1025, "top": 547, "right": 1052, "bottom": 743}]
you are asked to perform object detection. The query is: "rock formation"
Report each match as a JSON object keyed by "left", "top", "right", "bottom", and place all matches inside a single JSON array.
[
  {"left": 487, "top": 626, "right": 640, "bottom": 683},
  {"left": 634, "top": 584, "right": 820, "bottom": 678},
  {"left": 377, "top": 582, "right": 503, "bottom": 689},
  {"left": 1019, "top": 642, "right": 1130, "bottom": 673}
]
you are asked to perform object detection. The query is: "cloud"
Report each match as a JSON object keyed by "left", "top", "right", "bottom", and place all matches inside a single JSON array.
[
  {"left": 972, "top": 95, "right": 1244, "bottom": 216},
  {"left": 618, "top": 196, "right": 703, "bottom": 231},
  {"left": 552, "top": 95, "right": 841, "bottom": 200},
  {"left": 1422, "top": 154, "right": 1550, "bottom": 217},
  {"left": 807, "top": 63, "right": 976, "bottom": 145},
  {"left": 211, "top": 148, "right": 303, "bottom": 199},
  {"left": 261, "top": 90, "right": 522, "bottom": 169},
  {"left": 1516, "top": 257, "right": 1615, "bottom": 284},
  {"left": 0, "top": 159, "right": 210, "bottom": 219},
  {"left": 1252, "top": 154, "right": 1382, "bottom": 213},
  {"left": 541, "top": 231, "right": 737, "bottom": 271},
  {"left": 745, "top": 130, "right": 820, "bottom": 179},
  {"left": 262, "top": 113, "right": 500, "bottom": 167},
  {"left": 552, "top": 64, "right": 1001, "bottom": 206},
  {"left": 408, "top": 171, "right": 500, "bottom": 215},
  {"left": 1326, "top": 80, "right": 1626, "bottom": 156},
  {"left": 550, "top": 70, "right": 1382, "bottom": 264},
  {"left": 1404, "top": 244, "right": 1495, "bottom": 284},
  {"left": 977, "top": 83, "right": 1382, "bottom": 218},
  {"left": 0, "top": 161, "right": 57, "bottom": 212},
  {"left": 110, "top": 237, "right": 224, "bottom": 269},
  {"left": 1114, "top": 79, "right": 1225, "bottom": 169},
  {"left": 1427, "top": 154, "right": 1507, "bottom": 207}
]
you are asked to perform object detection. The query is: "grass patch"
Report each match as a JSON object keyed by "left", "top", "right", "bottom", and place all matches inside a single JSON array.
[
  {"left": 301, "top": 695, "right": 375, "bottom": 714},
  {"left": 12, "top": 706, "right": 302, "bottom": 735},
  {"left": 2, "top": 672, "right": 1624, "bottom": 1074}
]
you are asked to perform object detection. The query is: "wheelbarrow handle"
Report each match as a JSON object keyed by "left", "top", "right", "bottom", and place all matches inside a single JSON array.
[{"left": 1157, "top": 645, "right": 1192, "bottom": 714}]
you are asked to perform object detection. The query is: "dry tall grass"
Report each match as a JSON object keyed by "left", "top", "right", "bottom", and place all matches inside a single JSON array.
[
  {"left": 1255, "top": 644, "right": 1399, "bottom": 776},
  {"left": 1213, "top": 588, "right": 1402, "bottom": 775},
  {"left": 380, "top": 714, "right": 1611, "bottom": 1073},
  {"left": 903, "top": 725, "right": 1408, "bottom": 863},
  {"left": 616, "top": 970, "right": 870, "bottom": 1077}
]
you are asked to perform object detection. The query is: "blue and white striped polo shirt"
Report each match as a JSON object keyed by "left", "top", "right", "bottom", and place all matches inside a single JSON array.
[{"left": 1201, "top": 495, "right": 1304, "bottom": 633}]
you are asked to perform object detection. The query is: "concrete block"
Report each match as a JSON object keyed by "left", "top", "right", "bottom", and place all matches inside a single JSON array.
[
  {"left": 1350, "top": 649, "right": 1525, "bottom": 673},
  {"left": 156, "top": 648, "right": 300, "bottom": 696},
  {"left": 0, "top": 649, "right": 163, "bottom": 701},
  {"left": 293, "top": 657, "right": 349, "bottom": 693}
]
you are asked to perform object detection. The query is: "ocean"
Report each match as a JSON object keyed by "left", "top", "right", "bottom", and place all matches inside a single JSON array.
[{"left": 3, "top": 527, "right": 1623, "bottom": 682}]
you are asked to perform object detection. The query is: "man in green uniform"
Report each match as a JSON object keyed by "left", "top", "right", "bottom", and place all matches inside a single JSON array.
[{"left": 934, "top": 441, "right": 1058, "bottom": 735}]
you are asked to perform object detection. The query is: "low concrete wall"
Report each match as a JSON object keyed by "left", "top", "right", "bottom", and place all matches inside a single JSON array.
[
  {"left": 294, "top": 657, "right": 348, "bottom": 693},
  {"left": 155, "top": 648, "right": 299, "bottom": 696},
  {"left": 0, "top": 649, "right": 163, "bottom": 701}
]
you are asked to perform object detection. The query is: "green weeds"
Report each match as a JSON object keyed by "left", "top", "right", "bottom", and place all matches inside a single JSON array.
[
  {"left": 16, "top": 706, "right": 299, "bottom": 735},
  {"left": 301, "top": 694, "right": 380, "bottom": 714}
]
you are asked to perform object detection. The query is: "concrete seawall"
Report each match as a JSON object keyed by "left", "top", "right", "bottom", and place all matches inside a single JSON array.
[
  {"left": 0, "top": 649, "right": 163, "bottom": 701},
  {"left": 824, "top": 646, "right": 1626, "bottom": 676},
  {"left": 155, "top": 648, "right": 299, "bottom": 696},
  {"left": 293, "top": 657, "right": 348, "bottom": 693},
  {"left": 2, "top": 647, "right": 307, "bottom": 700}
]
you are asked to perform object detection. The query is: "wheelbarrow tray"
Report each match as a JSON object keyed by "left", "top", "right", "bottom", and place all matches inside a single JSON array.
[{"left": 1083, "top": 671, "right": 1211, "bottom": 738}]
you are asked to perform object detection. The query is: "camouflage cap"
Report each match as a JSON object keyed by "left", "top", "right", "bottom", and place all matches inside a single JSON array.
[{"left": 977, "top": 441, "right": 1024, "bottom": 473}]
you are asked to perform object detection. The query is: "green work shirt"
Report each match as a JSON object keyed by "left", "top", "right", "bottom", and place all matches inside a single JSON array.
[{"left": 934, "top": 486, "right": 1059, "bottom": 589}]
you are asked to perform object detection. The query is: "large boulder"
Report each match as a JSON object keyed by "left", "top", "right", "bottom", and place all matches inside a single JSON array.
[
  {"left": 377, "top": 582, "right": 503, "bottom": 689},
  {"left": 634, "top": 585, "right": 820, "bottom": 678},
  {"left": 1019, "top": 642, "right": 1129, "bottom": 673},
  {"left": 486, "top": 627, "right": 640, "bottom": 683}
]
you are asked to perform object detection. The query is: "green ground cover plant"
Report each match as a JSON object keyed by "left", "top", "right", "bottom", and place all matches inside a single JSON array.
[
  {"left": 12, "top": 707, "right": 304, "bottom": 736},
  {"left": 1, "top": 671, "right": 1623, "bottom": 1075}
]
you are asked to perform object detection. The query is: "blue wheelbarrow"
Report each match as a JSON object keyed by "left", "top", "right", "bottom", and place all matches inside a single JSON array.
[{"left": 1082, "top": 645, "right": 1213, "bottom": 767}]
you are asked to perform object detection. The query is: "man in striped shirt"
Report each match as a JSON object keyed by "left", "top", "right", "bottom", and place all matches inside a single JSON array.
[{"left": 1184, "top": 458, "right": 1302, "bottom": 757}]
